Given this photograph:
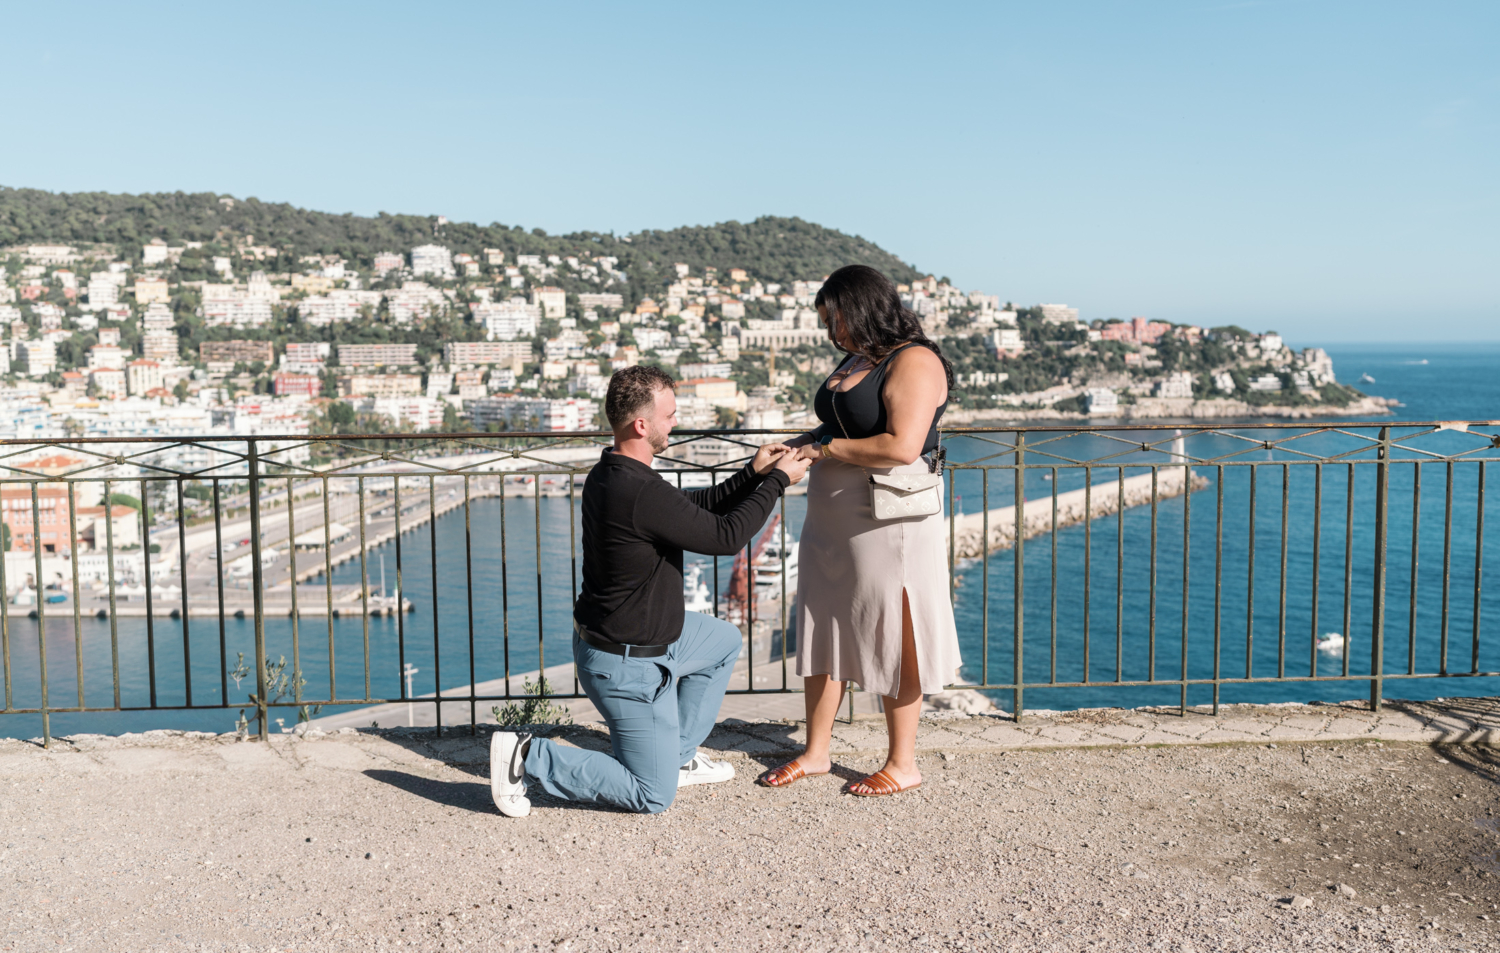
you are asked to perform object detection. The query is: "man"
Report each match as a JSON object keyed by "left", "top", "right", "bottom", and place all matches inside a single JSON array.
[{"left": 490, "top": 365, "right": 810, "bottom": 816}]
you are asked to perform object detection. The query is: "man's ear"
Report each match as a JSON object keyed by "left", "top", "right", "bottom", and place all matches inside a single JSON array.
[{"left": 630, "top": 415, "right": 650, "bottom": 439}]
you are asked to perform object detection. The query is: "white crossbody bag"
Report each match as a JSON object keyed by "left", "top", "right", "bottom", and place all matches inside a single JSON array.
[{"left": 830, "top": 384, "right": 944, "bottom": 521}]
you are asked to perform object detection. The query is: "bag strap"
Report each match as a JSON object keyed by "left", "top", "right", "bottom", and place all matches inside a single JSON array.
[{"left": 830, "top": 357, "right": 943, "bottom": 477}]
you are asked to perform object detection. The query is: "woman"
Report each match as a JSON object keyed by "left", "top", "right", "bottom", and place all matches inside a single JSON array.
[{"left": 758, "top": 264, "right": 960, "bottom": 797}]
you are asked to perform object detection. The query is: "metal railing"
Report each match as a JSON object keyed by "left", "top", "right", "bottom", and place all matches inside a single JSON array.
[{"left": 0, "top": 421, "right": 1495, "bottom": 746}]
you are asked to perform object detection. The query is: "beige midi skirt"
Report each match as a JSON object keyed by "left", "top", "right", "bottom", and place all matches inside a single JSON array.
[{"left": 794, "top": 457, "right": 962, "bottom": 697}]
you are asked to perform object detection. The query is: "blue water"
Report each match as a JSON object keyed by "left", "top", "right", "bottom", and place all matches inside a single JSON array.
[{"left": 2, "top": 342, "right": 1497, "bottom": 736}]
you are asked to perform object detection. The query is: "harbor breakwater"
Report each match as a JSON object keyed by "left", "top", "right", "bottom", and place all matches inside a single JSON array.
[{"left": 951, "top": 467, "right": 1208, "bottom": 559}]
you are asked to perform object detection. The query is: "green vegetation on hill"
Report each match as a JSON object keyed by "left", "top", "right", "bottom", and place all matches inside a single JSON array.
[{"left": 0, "top": 187, "right": 923, "bottom": 293}]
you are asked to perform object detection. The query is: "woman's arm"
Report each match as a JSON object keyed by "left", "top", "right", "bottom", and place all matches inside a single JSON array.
[{"left": 801, "top": 346, "right": 947, "bottom": 468}]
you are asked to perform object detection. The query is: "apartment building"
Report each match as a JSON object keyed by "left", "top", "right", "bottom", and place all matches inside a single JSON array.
[
  {"left": 298, "top": 290, "right": 381, "bottom": 325},
  {"left": 91, "top": 367, "right": 126, "bottom": 399},
  {"left": 409, "top": 244, "right": 455, "bottom": 279},
  {"left": 282, "top": 342, "right": 331, "bottom": 375},
  {"left": 531, "top": 286, "right": 566, "bottom": 319},
  {"left": 126, "top": 359, "right": 164, "bottom": 396},
  {"left": 273, "top": 373, "right": 321, "bottom": 397},
  {"left": 385, "top": 282, "right": 447, "bottom": 324},
  {"left": 202, "top": 290, "right": 273, "bottom": 328},
  {"left": 356, "top": 396, "right": 445, "bottom": 431},
  {"left": 442, "top": 340, "right": 532, "bottom": 368},
  {"left": 474, "top": 299, "right": 540, "bottom": 341},
  {"left": 135, "top": 276, "right": 169, "bottom": 304},
  {"left": 336, "top": 344, "right": 419, "bottom": 367},
  {"left": 338, "top": 374, "right": 422, "bottom": 398},
  {"left": 373, "top": 252, "right": 403, "bottom": 276},
  {"left": 466, "top": 397, "right": 597, "bottom": 432},
  {"left": 17, "top": 339, "right": 57, "bottom": 376},
  {"left": 200, "top": 340, "right": 274, "bottom": 365},
  {"left": 577, "top": 293, "right": 624, "bottom": 310}
]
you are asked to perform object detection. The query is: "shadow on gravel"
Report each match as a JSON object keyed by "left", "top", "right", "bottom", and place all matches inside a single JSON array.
[{"left": 364, "top": 770, "right": 494, "bottom": 814}]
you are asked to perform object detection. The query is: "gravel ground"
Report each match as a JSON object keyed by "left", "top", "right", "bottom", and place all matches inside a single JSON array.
[{"left": 1, "top": 723, "right": 1498, "bottom": 952}]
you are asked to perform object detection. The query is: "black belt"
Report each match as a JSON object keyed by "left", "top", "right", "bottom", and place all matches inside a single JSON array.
[{"left": 573, "top": 622, "right": 670, "bottom": 658}]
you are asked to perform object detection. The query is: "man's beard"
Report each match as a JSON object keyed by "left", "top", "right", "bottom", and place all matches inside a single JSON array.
[{"left": 648, "top": 425, "right": 670, "bottom": 455}]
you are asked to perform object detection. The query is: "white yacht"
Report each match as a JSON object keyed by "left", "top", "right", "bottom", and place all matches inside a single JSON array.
[
  {"left": 683, "top": 561, "right": 715, "bottom": 614},
  {"left": 751, "top": 535, "right": 799, "bottom": 600}
]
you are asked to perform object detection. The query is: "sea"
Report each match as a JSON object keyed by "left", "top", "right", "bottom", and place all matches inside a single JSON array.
[{"left": 3, "top": 341, "right": 1498, "bottom": 738}]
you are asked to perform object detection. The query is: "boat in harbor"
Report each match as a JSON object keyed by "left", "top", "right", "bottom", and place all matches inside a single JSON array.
[
  {"left": 724, "top": 515, "right": 798, "bottom": 623},
  {"left": 683, "top": 561, "right": 715, "bottom": 614},
  {"left": 1316, "top": 631, "right": 1345, "bottom": 654},
  {"left": 1359, "top": 373, "right": 1376, "bottom": 383}
]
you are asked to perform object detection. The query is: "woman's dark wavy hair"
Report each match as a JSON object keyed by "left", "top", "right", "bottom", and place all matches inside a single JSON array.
[{"left": 815, "top": 265, "right": 953, "bottom": 387}]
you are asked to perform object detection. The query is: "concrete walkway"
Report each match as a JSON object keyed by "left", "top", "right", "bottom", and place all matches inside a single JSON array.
[{"left": 4, "top": 698, "right": 1500, "bottom": 951}]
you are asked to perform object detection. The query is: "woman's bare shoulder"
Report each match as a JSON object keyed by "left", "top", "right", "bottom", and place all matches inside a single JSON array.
[{"left": 887, "top": 344, "right": 945, "bottom": 379}]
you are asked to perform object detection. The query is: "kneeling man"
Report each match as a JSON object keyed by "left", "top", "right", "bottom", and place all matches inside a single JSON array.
[{"left": 491, "top": 365, "right": 809, "bottom": 815}]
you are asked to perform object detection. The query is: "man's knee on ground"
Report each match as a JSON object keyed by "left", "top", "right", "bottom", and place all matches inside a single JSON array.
[{"left": 636, "top": 774, "right": 678, "bottom": 814}]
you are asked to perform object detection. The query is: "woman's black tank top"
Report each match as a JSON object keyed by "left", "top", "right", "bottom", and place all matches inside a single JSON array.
[{"left": 813, "top": 343, "right": 948, "bottom": 454}]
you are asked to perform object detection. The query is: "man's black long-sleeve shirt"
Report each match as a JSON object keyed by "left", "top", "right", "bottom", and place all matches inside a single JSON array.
[{"left": 574, "top": 448, "right": 790, "bottom": 647}]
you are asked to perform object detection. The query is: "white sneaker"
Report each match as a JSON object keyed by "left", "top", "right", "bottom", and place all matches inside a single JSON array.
[
  {"left": 678, "top": 750, "right": 735, "bottom": 788},
  {"left": 490, "top": 731, "right": 532, "bottom": 817}
]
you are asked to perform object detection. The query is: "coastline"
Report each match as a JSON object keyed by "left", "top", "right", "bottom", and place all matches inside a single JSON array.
[{"left": 944, "top": 394, "right": 1396, "bottom": 425}]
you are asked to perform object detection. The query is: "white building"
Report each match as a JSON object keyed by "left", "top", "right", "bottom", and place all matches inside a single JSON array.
[
  {"left": 357, "top": 396, "right": 446, "bottom": 431},
  {"left": 987, "top": 327, "right": 1026, "bottom": 356},
  {"left": 1213, "top": 371, "right": 1235, "bottom": 393},
  {"left": 86, "top": 272, "right": 125, "bottom": 310},
  {"left": 1155, "top": 372, "right": 1195, "bottom": 399},
  {"left": 283, "top": 342, "right": 332, "bottom": 375},
  {"left": 1040, "top": 303, "right": 1080, "bottom": 325},
  {"left": 87, "top": 344, "right": 128, "bottom": 371},
  {"left": 1260, "top": 333, "right": 1284, "bottom": 354},
  {"left": 298, "top": 290, "right": 381, "bottom": 326},
  {"left": 410, "top": 245, "right": 455, "bottom": 280},
  {"left": 141, "top": 329, "right": 179, "bottom": 364},
  {"left": 425, "top": 372, "right": 453, "bottom": 399},
  {"left": 202, "top": 286, "right": 273, "bottom": 328},
  {"left": 467, "top": 397, "right": 597, "bottom": 432},
  {"left": 531, "top": 286, "right": 566, "bottom": 319},
  {"left": 1086, "top": 388, "right": 1119, "bottom": 415},
  {"left": 373, "top": 252, "right": 403, "bottom": 276},
  {"left": 475, "top": 299, "right": 540, "bottom": 341},
  {"left": 386, "top": 283, "right": 448, "bottom": 325},
  {"left": 16, "top": 339, "right": 55, "bottom": 376},
  {"left": 91, "top": 368, "right": 126, "bottom": 398},
  {"left": 1248, "top": 374, "right": 1283, "bottom": 392},
  {"left": 126, "top": 360, "right": 164, "bottom": 395},
  {"left": 142, "top": 239, "right": 170, "bottom": 266}
]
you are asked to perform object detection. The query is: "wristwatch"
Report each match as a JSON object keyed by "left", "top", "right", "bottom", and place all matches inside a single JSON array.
[{"left": 819, "top": 434, "right": 834, "bottom": 458}]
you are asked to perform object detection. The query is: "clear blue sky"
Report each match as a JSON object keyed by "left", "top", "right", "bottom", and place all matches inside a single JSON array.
[{"left": 2, "top": 1, "right": 1495, "bottom": 342}]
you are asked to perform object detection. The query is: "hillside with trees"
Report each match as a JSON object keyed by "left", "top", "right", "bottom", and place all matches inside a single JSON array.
[{"left": 0, "top": 187, "right": 923, "bottom": 296}]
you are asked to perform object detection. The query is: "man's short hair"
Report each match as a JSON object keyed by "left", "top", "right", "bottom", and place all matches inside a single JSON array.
[{"left": 605, "top": 365, "right": 676, "bottom": 430}]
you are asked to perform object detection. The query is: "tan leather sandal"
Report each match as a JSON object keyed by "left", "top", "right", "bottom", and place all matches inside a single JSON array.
[
  {"left": 757, "top": 759, "right": 830, "bottom": 788},
  {"left": 846, "top": 769, "right": 921, "bottom": 797}
]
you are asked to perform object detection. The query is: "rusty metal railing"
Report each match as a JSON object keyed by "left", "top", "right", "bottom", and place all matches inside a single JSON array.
[{"left": 0, "top": 422, "right": 1494, "bottom": 745}]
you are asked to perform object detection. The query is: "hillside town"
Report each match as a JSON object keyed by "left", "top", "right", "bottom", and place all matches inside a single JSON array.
[{"left": 0, "top": 232, "right": 1368, "bottom": 447}]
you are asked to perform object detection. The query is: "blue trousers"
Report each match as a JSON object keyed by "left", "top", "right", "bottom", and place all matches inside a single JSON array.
[{"left": 523, "top": 611, "right": 740, "bottom": 814}]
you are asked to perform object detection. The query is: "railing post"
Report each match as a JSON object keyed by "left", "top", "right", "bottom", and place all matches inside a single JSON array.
[
  {"left": 247, "top": 440, "right": 270, "bottom": 740},
  {"left": 1013, "top": 432, "right": 1025, "bottom": 722},
  {"left": 1369, "top": 426, "right": 1390, "bottom": 711}
]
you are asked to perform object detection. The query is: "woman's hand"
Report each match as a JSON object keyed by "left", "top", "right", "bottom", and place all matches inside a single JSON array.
[
  {"left": 793, "top": 443, "right": 823, "bottom": 464},
  {"left": 752, "top": 442, "right": 791, "bottom": 475}
]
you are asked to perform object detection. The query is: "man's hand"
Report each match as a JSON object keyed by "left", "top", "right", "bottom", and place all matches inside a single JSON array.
[
  {"left": 752, "top": 442, "right": 790, "bottom": 475},
  {"left": 773, "top": 451, "right": 813, "bottom": 485}
]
